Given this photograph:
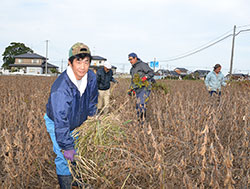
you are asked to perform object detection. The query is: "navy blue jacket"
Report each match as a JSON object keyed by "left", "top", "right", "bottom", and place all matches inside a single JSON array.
[
  {"left": 46, "top": 70, "right": 98, "bottom": 150},
  {"left": 96, "top": 67, "right": 116, "bottom": 90}
]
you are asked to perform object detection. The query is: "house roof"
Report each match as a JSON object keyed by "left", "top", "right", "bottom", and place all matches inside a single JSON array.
[
  {"left": 169, "top": 71, "right": 179, "bottom": 76},
  {"left": 226, "top": 73, "right": 249, "bottom": 77},
  {"left": 157, "top": 69, "right": 170, "bottom": 73},
  {"left": 90, "top": 65, "right": 117, "bottom": 69},
  {"left": 9, "top": 62, "right": 58, "bottom": 68},
  {"left": 92, "top": 56, "right": 107, "bottom": 61},
  {"left": 194, "top": 70, "right": 210, "bottom": 74},
  {"left": 174, "top": 67, "right": 188, "bottom": 72},
  {"left": 14, "top": 53, "right": 46, "bottom": 59},
  {"left": 42, "top": 62, "right": 58, "bottom": 68}
]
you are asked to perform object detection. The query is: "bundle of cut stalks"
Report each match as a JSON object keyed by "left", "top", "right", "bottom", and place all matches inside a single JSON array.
[{"left": 68, "top": 114, "right": 140, "bottom": 188}]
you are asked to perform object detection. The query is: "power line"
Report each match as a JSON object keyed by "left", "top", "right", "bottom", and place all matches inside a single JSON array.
[
  {"left": 159, "top": 34, "right": 232, "bottom": 62},
  {"left": 159, "top": 29, "right": 233, "bottom": 62},
  {"left": 159, "top": 27, "right": 250, "bottom": 63},
  {"left": 235, "top": 28, "right": 250, "bottom": 36},
  {"left": 237, "top": 24, "right": 250, "bottom": 28}
]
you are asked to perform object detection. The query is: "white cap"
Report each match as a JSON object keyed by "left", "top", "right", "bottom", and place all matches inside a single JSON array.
[{"left": 104, "top": 62, "right": 112, "bottom": 69}]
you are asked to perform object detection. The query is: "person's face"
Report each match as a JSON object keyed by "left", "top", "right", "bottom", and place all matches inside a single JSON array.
[
  {"left": 69, "top": 57, "right": 90, "bottom": 80},
  {"left": 214, "top": 66, "right": 221, "bottom": 74},
  {"left": 128, "top": 56, "right": 137, "bottom": 65},
  {"left": 104, "top": 66, "right": 110, "bottom": 73}
]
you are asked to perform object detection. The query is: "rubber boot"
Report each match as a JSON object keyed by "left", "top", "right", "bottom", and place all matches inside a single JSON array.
[{"left": 57, "top": 175, "right": 73, "bottom": 189}]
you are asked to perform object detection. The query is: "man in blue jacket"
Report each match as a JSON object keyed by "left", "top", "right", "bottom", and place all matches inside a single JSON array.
[
  {"left": 128, "top": 52, "right": 154, "bottom": 124},
  {"left": 44, "top": 42, "right": 98, "bottom": 188},
  {"left": 96, "top": 61, "right": 117, "bottom": 114},
  {"left": 205, "top": 64, "right": 226, "bottom": 96}
]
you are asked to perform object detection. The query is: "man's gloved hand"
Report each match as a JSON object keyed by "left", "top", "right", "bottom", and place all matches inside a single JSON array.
[
  {"left": 207, "top": 86, "right": 212, "bottom": 91},
  {"left": 88, "top": 115, "right": 97, "bottom": 120},
  {"left": 127, "top": 89, "right": 135, "bottom": 96},
  {"left": 141, "top": 76, "right": 147, "bottom": 82},
  {"left": 64, "top": 149, "right": 76, "bottom": 162}
]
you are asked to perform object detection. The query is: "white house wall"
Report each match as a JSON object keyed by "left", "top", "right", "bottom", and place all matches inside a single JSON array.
[
  {"left": 92, "top": 60, "right": 105, "bottom": 67},
  {"left": 26, "top": 67, "right": 43, "bottom": 74}
]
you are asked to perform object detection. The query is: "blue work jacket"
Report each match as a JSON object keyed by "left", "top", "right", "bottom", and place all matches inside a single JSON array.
[{"left": 46, "top": 70, "right": 98, "bottom": 150}]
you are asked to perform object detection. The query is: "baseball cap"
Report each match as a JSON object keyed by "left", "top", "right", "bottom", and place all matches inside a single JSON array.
[
  {"left": 69, "top": 42, "right": 91, "bottom": 58},
  {"left": 128, "top": 52, "right": 138, "bottom": 58},
  {"left": 104, "top": 62, "right": 112, "bottom": 69}
]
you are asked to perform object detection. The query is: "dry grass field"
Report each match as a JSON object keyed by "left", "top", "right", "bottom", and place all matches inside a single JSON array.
[{"left": 0, "top": 75, "right": 249, "bottom": 188}]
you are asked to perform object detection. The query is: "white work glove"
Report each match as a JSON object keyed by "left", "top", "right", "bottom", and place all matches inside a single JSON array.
[{"left": 207, "top": 86, "right": 212, "bottom": 91}]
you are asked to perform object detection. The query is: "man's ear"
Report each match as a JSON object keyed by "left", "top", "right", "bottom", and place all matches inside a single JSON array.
[{"left": 68, "top": 60, "right": 72, "bottom": 66}]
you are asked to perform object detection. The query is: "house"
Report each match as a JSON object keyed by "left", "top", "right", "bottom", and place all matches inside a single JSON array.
[
  {"left": 92, "top": 56, "right": 107, "bottom": 67},
  {"left": 154, "top": 69, "right": 181, "bottom": 79},
  {"left": 90, "top": 55, "right": 117, "bottom": 74},
  {"left": 226, "top": 73, "right": 250, "bottom": 81},
  {"left": 9, "top": 52, "right": 58, "bottom": 74},
  {"left": 193, "top": 70, "right": 210, "bottom": 80},
  {"left": 174, "top": 67, "right": 188, "bottom": 75},
  {"left": 155, "top": 69, "right": 170, "bottom": 79},
  {"left": 173, "top": 68, "right": 189, "bottom": 79}
]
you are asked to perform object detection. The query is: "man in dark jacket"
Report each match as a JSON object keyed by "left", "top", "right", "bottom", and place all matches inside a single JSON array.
[
  {"left": 96, "top": 61, "right": 117, "bottom": 114},
  {"left": 128, "top": 52, "right": 154, "bottom": 123},
  {"left": 44, "top": 42, "right": 98, "bottom": 188}
]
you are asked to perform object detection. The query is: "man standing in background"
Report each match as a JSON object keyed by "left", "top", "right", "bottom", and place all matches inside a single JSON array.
[
  {"left": 128, "top": 52, "right": 154, "bottom": 124},
  {"left": 96, "top": 61, "right": 118, "bottom": 114},
  {"left": 205, "top": 63, "right": 226, "bottom": 96}
]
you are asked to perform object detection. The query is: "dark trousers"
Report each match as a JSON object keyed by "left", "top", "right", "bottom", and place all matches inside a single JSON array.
[
  {"left": 136, "top": 89, "right": 151, "bottom": 120},
  {"left": 209, "top": 90, "right": 221, "bottom": 97}
]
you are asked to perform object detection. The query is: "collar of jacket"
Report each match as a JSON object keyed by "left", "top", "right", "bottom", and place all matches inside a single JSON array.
[
  {"left": 132, "top": 60, "right": 141, "bottom": 68},
  {"left": 66, "top": 66, "right": 88, "bottom": 96},
  {"left": 212, "top": 71, "right": 222, "bottom": 75}
]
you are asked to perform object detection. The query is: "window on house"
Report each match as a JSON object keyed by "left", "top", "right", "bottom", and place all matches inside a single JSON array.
[
  {"left": 31, "top": 59, "right": 39, "bottom": 63},
  {"left": 18, "top": 59, "right": 22, "bottom": 63}
]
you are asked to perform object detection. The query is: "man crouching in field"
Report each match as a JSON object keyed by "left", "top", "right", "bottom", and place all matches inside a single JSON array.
[{"left": 44, "top": 42, "right": 98, "bottom": 188}]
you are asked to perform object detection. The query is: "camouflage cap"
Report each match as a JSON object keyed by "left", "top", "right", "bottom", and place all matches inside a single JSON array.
[{"left": 69, "top": 42, "right": 91, "bottom": 58}]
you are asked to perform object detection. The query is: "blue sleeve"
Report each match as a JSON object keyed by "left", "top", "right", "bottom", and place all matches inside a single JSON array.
[
  {"left": 204, "top": 72, "right": 211, "bottom": 88},
  {"left": 110, "top": 70, "right": 117, "bottom": 83},
  {"left": 96, "top": 69, "right": 101, "bottom": 83},
  {"left": 51, "top": 91, "right": 74, "bottom": 150},
  {"left": 221, "top": 74, "right": 227, "bottom": 86},
  {"left": 88, "top": 77, "right": 98, "bottom": 116}
]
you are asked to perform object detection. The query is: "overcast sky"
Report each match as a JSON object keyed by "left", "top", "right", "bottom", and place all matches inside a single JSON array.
[{"left": 1, "top": 0, "right": 250, "bottom": 74}]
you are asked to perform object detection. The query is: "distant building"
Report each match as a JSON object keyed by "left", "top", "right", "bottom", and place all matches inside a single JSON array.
[
  {"left": 92, "top": 56, "right": 107, "bottom": 67},
  {"left": 174, "top": 67, "right": 188, "bottom": 75},
  {"left": 226, "top": 73, "right": 250, "bottom": 81},
  {"left": 90, "top": 55, "right": 117, "bottom": 74},
  {"left": 193, "top": 70, "right": 210, "bottom": 80},
  {"left": 9, "top": 52, "right": 58, "bottom": 74}
]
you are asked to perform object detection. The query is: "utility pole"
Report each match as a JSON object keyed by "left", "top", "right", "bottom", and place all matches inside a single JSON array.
[
  {"left": 45, "top": 40, "right": 49, "bottom": 75},
  {"left": 229, "top": 25, "right": 236, "bottom": 76}
]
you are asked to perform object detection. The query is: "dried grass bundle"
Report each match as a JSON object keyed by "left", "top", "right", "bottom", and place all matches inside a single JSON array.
[{"left": 69, "top": 114, "right": 132, "bottom": 187}]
